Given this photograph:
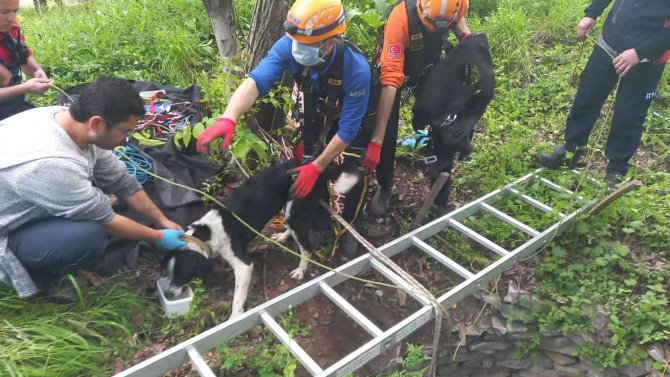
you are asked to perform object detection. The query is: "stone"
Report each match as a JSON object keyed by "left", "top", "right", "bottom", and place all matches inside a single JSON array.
[
  {"left": 504, "top": 280, "right": 520, "bottom": 304},
  {"left": 492, "top": 315, "right": 508, "bottom": 336},
  {"left": 436, "top": 362, "right": 459, "bottom": 376},
  {"left": 648, "top": 345, "right": 667, "bottom": 363},
  {"left": 507, "top": 332, "right": 534, "bottom": 340},
  {"left": 506, "top": 321, "right": 531, "bottom": 334},
  {"left": 466, "top": 315, "right": 494, "bottom": 336},
  {"left": 478, "top": 373, "right": 512, "bottom": 377},
  {"left": 531, "top": 354, "right": 554, "bottom": 369},
  {"left": 567, "top": 332, "right": 598, "bottom": 347},
  {"left": 512, "top": 365, "right": 556, "bottom": 377},
  {"left": 618, "top": 362, "right": 651, "bottom": 377},
  {"left": 545, "top": 351, "right": 578, "bottom": 366},
  {"left": 540, "top": 336, "right": 575, "bottom": 348},
  {"left": 553, "top": 364, "right": 583, "bottom": 377},
  {"left": 495, "top": 358, "right": 532, "bottom": 370},
  {"left": 540, "top": 330, "right": 562, "bottom": 337},
  {"left": 494, "top": 350, "right": 527, "bottom": 361},
  {"left": 482, "top": 358, "right": 495, "bottom": 368},
  {"left": 469, "top": 340, "right": 513, "bottom": 352}
]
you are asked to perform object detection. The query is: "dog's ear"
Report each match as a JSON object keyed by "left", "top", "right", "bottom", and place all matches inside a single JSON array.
[{"left": 160, "top": 250, "right": 176, "bottom": 270}]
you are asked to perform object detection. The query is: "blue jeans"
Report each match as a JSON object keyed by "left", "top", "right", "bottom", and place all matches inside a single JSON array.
[{"left": 8, "top": 218, "right": 107, "bottom": 281}]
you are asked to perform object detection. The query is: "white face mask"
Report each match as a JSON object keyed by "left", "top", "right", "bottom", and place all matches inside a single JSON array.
[{"left": 291, "top": 41, "right": 325, "bottom": 67}]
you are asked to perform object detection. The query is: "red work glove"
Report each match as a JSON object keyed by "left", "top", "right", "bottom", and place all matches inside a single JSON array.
[
  {"left": 362, "top": 141, "right": 383, "bottom": 171},
  {"left": 196, "top": 117, "right": 236, "bottom": 154},
  {"left": 293, "top": 141, "right": 304, "bottom": 162},
  {"left": 458, "top": 33, "right": 471, "bottom": 42},
  {"left": 289, "top": 163, "right": 323, "bottom": 198}
]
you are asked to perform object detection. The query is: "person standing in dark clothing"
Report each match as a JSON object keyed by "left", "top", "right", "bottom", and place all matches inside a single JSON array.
[
  {"left": 0, "top": 0, "right": 52, "bottom": 121},
  {"left": 537, "top": 0, "right": 670, "bottom": 190}
]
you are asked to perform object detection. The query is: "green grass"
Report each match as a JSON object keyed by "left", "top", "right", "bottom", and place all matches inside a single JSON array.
[{"left": 0, "top": 282, "right": 161, "bottom": 376}]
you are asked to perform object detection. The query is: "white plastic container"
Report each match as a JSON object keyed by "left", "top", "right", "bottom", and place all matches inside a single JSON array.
[{"left": 157, "top": 277, "right": 193, "bottom": 318}]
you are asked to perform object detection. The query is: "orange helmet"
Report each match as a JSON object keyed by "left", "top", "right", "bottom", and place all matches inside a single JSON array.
[
  {"left": 417, "top": 0, "right": 469, "bottom": 32},
  {"left": 284, "top": 0, "right": 347, "bottom": 44}
]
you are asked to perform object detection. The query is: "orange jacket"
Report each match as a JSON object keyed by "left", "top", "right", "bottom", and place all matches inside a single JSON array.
[{"left": 379, "top": 2, "right": 411, "bottom": 88}]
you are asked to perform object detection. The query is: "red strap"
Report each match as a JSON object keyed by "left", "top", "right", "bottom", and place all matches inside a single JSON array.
[{"left": 655, "top": 18, "right": 670, "bottom": 65}]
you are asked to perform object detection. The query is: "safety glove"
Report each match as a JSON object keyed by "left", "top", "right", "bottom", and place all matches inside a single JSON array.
[
  {"left": 155, "top": 229, "right": 187, "bottom": 250},
  {"left": 289, "top": 162, "right": 323, "bottom": 198},
  {"left": 196, "top": 117, "right": 236, "bottom": 154},
  {"left": 293, "top": 141, "right": 305, "bottom": 162},
  {"left": 362, "top": 141, "right": 383, "bottom": 171}
]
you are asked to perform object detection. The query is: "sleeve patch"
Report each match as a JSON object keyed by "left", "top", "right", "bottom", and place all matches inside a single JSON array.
[{"left": 388, "top": 43, "right": 402, "bottom": 59}]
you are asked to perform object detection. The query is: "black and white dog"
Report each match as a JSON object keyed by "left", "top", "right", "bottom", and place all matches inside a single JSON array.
[{"left": 161, "top": 159, "right": 360, "bottom": 318}]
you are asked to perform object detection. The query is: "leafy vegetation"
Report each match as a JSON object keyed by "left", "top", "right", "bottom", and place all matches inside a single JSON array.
[{"left": 1, "top": 0, "right": 668, "bottom": 375}]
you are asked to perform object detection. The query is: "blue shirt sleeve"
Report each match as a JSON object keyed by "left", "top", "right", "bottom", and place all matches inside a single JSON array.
[
  {"left": 249, "top": 36, "right": 294, "bottom": 97},
  {"left": 336, "top": 48, "right": 371, "bottom": 143}
]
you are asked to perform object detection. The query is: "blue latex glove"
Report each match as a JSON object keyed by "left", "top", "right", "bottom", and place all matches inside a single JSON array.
[{"left": 155, "top": 229, "right": 187, "bottom": 250}]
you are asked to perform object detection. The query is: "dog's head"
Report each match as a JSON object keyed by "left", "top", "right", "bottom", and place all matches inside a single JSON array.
[{"left": 160, "top": 223, "right": 214, "bottom": 299}]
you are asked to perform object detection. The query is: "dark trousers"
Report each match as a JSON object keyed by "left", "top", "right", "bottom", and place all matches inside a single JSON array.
[
  {"left": 375, "top": 93, "right": 402, "bottom": 189},
  {"left": 0, "top": 99, "right": 35, "bottom": 121},
  {"left": 8, "top": 218, "right": 107, "bottom": 281},
  {"left": 565, "top": 46, "right": 665, "bottom": 175}
]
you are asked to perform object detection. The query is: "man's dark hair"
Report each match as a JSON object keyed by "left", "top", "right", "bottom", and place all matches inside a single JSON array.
[{"left": 69, "top": 76, "right": 145, "bottom": 126}]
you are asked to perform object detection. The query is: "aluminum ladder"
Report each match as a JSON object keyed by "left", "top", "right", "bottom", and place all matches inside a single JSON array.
[{"left": 114, "top": 168, "right": 601, "bottom": 377}]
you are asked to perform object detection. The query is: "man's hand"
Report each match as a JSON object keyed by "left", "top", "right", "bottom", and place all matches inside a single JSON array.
[
  {"left": 23, "top": 77, "right": 52, "bottom": 95},
  {"left": 362, "top": 141, "right": 383, "bottom": 171},
  {"left": 577, "top": 17, "right": 596, "bottom": 41},
  {"left": 155, "top": 229, "right": 187, "bottom": 250},
  {"left": 289, "top": 163, "right": 322, "bottom": 198},
  {"left": 33, "top": 69, "right": 48, "bottom": 79},
  {"left": 613, "top": 49, "right": 640, "bottom": 77},
  {"left": 196, "top": 117, "right": 236, "bottom": 154}
]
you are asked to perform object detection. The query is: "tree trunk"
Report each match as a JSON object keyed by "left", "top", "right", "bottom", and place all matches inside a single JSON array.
[
  {"left": 202, "top": 0, "right": 238, "bottom": 58},
  {"left": 247, "top": 0, "right": 290, "bottom": 132},
  {"left": 246, "top": 0, "right": 288, "bottom": 71}
]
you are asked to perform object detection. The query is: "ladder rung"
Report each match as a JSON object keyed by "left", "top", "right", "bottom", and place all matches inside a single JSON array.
[
  {"left": 319, "top": 283, "right": 383, "bottom": 337},
  {"left": 536, "top": 176, "right": 575, "bottom": 195},
  {"left": 480, "top": 203, "right": 540, "bottom": 237},
  {"left": 509, "top": 188, "right": 565, "bottom": 218},
  {"left": 260, "top": 312, "right": 323, "bottom": 375},
  {"left": 448, "top": 219, "right": 510, "bottom": 257},
  {"left": 410, "top": 237, "right": 474, "bottom": 279},
  {"left": 186, "top": 347, "right": 216, "bottom": 377},
  {"left": 370, "top": 259, "right": 431, "bottom": 306}
]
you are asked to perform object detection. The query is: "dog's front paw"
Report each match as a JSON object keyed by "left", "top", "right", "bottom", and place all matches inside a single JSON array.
[
  {"left": 289, "top": 267, "right": 305, "bottom": 280},
  {"left": 271, "top": 230, "right": 291, "bottom": 244}
]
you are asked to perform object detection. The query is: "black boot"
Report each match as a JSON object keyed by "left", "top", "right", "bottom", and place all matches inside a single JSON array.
[
  {"left": 537, "top": 145, "right": 586, "bottom": 169},
  {"left": 370, "top": 186, "right": 392, "bottom": 217},
  {"left": 337, "top": 231, "right": 359, "bottom": 258},
  {"left": 605, "top": 173, "right": 624, "bottom": 193},
  {"left": 429, "top": 177, "right": 454, "bottom": 217}
]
